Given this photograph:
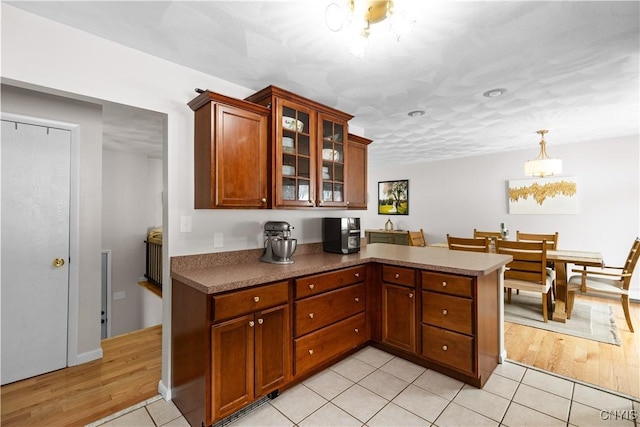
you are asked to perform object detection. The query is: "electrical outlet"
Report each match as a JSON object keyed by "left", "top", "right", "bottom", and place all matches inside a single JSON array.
[
  {"left": 180, "top": 215, "right": 192, "bottom": 232},
  {"left": 214, "top": 232, "right": 224, "bottom": 248},
  {"left": 113, "top": 291, "right": 126, "bottom": 300}
]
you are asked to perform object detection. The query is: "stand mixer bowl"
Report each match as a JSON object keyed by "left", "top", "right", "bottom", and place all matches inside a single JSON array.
[{"left": 271, "top": 238, "right": 297, "bottom": 260}]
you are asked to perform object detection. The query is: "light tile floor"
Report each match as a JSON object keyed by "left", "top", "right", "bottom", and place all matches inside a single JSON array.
[{"left": 89, "top": 346, "right": 639, "bottom": 427}]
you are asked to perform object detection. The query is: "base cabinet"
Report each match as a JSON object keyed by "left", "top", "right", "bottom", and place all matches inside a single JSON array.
[
  {"left": 381, "top": 266, "right": 416, "bottom": 352},
  {"left": 172, "top": 263, "right": 499, "bottom": 426},
  {"left": 212, "top": 305, "right": 289, "bottom": 420}
]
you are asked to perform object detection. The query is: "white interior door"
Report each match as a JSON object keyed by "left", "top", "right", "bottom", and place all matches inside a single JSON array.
[{"left": 1, "top": 119, "right": 71, "bottom": 385}]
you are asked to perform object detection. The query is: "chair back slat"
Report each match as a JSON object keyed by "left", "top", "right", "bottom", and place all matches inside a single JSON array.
[
  {"left": 447, "top": 235, "right": 490, "bottom": 253},
  {"left": 473, "top": 229, "right": 502, "bottom": 240},
  {"left": 621, "top": 238, "right": 640, "bottom": 290},
  {"left": 516, "top": 231, "right": 559, "bottom": 250},
  {"left": 495, "top": 240, "right": 547, "bottom": 284},
  {"left": 408, "top": 229, "right": 427, "bottom": 247}
]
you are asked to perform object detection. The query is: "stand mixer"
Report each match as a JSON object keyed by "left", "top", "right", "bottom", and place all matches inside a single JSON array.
[{"left": 260, "top": 221, "right": 297, "bottom": 264}]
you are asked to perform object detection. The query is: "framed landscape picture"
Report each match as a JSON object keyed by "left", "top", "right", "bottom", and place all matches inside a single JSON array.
[{"left": 378, "top": 180, "right": 409, "bottom": 215}]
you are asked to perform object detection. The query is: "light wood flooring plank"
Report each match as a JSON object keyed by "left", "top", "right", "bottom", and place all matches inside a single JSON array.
[{"left": 1, "top": 325, "right": 161, "bottom": 427}]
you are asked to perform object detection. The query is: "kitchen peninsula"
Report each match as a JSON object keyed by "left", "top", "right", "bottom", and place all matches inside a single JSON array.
[{"left": 171, "top": 243, "right": 511, "bottom": 427}]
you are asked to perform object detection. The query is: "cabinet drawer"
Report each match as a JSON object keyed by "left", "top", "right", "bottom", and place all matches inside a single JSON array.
[
  {"left": 422, "top": 291, "right": 473, "bottom": 335},
  {"left": 295, "top": 266, "right": 366, "bottom": 299},
  {"left": 212, "top": 281, "right": 289, "bottom": 322},
  {"left": 422, "top": 324, "right": 474, "bottom": 375},
  {"left": 294, "top": 312, "right": 366, "bottom": 376},
  {"left": 382, "top": 265, "right": 415, "bottom": 286},
  {"left": 422, "top": 272, "right": 473, "bottom": 298},
  {"left": 295, "top": 283, "right": 365, "bottom": 337}
]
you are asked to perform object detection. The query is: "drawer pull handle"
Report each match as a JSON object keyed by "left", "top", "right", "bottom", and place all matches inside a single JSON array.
[
  {"left": 354, "top": 328, "right": 359, "bottom": 333},
  {"left": 308, "top": 349, "right": 314, "bottom": 355},
  {"left": 309, "top": 284, "right": 315, "bottom": 290},
  {"left": 442, "top": 309, "right": 448, "bottom": 315},
  {"left": 258, "top": 318, "right": 263, "bottom": 325},
  {"left": 355, "top": 272, "right": 360, "bottom": 278},
  {"left": 249, "top": 321, "right": 255, "bottom": 327},
  {"left": 442, "top": 281, "right": 447, "bottom": 287},
  {"left": 395, "top": 273, "right": 400, "bottom": 279},
  {"left": 354, "top": 297, "right": 360, "bottom": 303},
  {"left": 408, "top": 293, "right": 414, "bottom": 298},
  {"left": 309, "top": 313, "right": 314, "bottom": 319},
  {"left": 442, "top": 345, "right": 448, "bottom": 351},
  {"left": 254, "top": 296, "right": 260, "bottom": 302}
]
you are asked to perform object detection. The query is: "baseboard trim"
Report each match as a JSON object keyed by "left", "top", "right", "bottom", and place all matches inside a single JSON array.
[
  {"left": 69, "top": 347, "right": 103, "bottom": 366},
  {"left": 158, "top": 380, "right": 171, "bottom": 400}
]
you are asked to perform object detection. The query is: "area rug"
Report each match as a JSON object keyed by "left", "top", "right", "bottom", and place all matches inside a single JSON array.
[{"left": 504, "top": 292, "right": 622, "bottom": 346}]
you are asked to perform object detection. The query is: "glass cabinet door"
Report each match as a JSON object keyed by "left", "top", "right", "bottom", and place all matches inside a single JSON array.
[
  {"left": 277, "top": 101, "right": 315, "bottom": 207},
  {"left": 318, "top": 113, "right": 347, "bottom": 207}
]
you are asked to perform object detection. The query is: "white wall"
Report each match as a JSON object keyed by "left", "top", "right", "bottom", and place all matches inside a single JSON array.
[
  {"left": 103, "top": 149, "right": 163, "bottom": 335},
  {"left": 364, "top": 135, "right": 640, "bottom": 297},
  {"left": 147, "top": 158, "right": 163, "bottom": 230}
]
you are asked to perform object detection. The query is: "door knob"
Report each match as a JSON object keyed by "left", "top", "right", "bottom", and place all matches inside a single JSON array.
[{"left": 52, "top": 258, "right": 65, "bottom": 268}]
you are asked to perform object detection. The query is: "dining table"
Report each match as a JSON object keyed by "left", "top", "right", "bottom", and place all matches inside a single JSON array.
[
  {"left": 429, "top": 242, "right": 604, "bottom": 323},
  {"left": 546, "top": 249, "right": 603, "bottom": 322}
]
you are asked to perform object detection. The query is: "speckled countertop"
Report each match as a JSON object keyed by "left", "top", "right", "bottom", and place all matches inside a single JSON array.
[{"left": 171, "top": 243, "right": 512, "bottom": 295}]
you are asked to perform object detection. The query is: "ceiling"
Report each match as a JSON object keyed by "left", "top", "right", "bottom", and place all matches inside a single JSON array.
[{"left": 9, "top": 1, "right": 639, "bottom": 167}]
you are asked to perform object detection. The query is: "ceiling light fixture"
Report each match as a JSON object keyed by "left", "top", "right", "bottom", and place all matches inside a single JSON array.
[
  {"left": 483, "top": 88, "right": 507, "bottom": 98},
  {"left": 524, "top": 130, "right": 562, "bottom": 177},
  {"left": 407, "top": 110, "right": 425, "bottom": 117},
  {"left": 326, "top": 0, "right": 415, "bottom": 58}
]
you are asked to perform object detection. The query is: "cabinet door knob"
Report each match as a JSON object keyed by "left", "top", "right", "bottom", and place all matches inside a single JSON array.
[
  {"left": 309, "top": 284, "right": 315, "bottom": 290},
  {"left": 395, "top": 273, "right": 400, "bottom": 279},
  {"left": 254, "top": 296, "right": 260, "bottom": 302},
  {"left": 308, "top": 349, "right": 314, "bottom": 355},
  {"left": 354, "top": 328, "right": 359, "bottom": 333},
  {"left": 258, "top": 318, "right": 264, "bottom": 324},
  {"left": 346, "top": 201, "right": 350, "bottom": 205},
  {"left": 261, "top": 198, "right": 266, "bottom": 203},
  {"left": 354, "top": 297, "right": 360, "bottom": 303},
  {"left": 355, "top": 272, "right": 360, "bottom": 278},
  {"left": 442, "top": 281, "right": 447, "bottom": 287},
  {"left": 442, "top": 309, "right": 448, "bottom": 315},
  {"left": 442, "top": 345, "right": 448, "bottom": 351},
  {"left": 408, "top": 293, "right": 414, "bottom": 298},
  {"left": 309, "top": 313, "right": 314, "bottom": 319},
  {"left": 249, "top": 321, "right": 255, "bottom": 327}
]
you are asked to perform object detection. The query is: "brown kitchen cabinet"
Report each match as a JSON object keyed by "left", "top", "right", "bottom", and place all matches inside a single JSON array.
[
  {"left": 212, "top": 304, "right": 289, "bottom": 420},
  {"left": 293, "top": 266, "right": 367, "bottom": 376},
  {"left": 245, "top": 86, "right": 353, "bottom": 208},
  {"left": 346, "top": 133, "right": 372, "bottom": 209},
  {"left": 188, "top": 90, "right": 270, "bottom": 209},
  {"left": 171, "top": 280, "right": 290, "bottom": 427},
  {"left": 381, "top": 265, "right": 416, "bottom": 352},
  {"left": 420, "top": 270, "right": 499, "bottom": 387}
]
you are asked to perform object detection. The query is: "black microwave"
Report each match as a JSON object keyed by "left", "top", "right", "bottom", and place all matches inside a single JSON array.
[{"left": 322, "top": 218, "right": 361, "bottom": 254}]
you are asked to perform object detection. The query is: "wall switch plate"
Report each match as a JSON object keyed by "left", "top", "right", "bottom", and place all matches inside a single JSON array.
[
  {"left": 214, "top": 232, "right": 224, "bottom": 248},
  {"left": 113, "top": 291, "right": 126, "bottom": 300},
  {"left": 180, "top": 215, "right": 192, "bottom": 233}
]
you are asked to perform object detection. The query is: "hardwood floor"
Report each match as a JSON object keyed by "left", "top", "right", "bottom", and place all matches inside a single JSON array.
[
  {"left": 505, "top": 294, "right": 640, "bottom": 399},
  {"left": 1, "top": 297, "right": 638, "bottom": 426},
  {"left": 1, "top": 325, "right": 161, "bottom": 427}
]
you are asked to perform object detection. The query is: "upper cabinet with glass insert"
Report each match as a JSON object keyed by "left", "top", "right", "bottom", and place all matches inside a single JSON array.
[{"left": 246, "top": 86, "right": 353, "bottom": 208}]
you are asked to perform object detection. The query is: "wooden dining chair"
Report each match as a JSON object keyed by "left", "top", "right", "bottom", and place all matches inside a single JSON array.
[
  {"left": 473, "top": 229, "right": 502, "bottom": 240},
  {"left": 447, "top": 235, "right": 490, "bottom": 252},
  {"left": 407, "top": 229, "right": 427, "bottom": 247},
  {"left": 567, "top": 237, "right": 639, "bottom": 332},
  {"left": 516, "top": 231, "right": 559, "bottom": 250},
  {"left": 495, "top": 240, "right": 553, "bottom": 322}
]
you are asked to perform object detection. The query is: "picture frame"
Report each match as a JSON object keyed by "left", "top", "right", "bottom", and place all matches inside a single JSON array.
[
  {"left": 508, "top": 176, "right": 578, "bottom": 214},
  {"left": 378, "top": 180, "right": 409, "bottom": 215}
]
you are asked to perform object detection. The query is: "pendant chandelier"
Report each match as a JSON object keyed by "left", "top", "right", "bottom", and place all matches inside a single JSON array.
[
  {"left": 524, "top": 130, "right": 562, "bottom": 177},
  {"left": 325, "top": 0, "right": 414, "bottom": 58}
]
